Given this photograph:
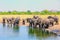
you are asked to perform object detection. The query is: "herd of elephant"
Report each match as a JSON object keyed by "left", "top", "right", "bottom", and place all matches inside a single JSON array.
[
  {"left": 2, "top": 17, "right": 20, "bottom": 26},
  {"left": 26, "top": 15, "right": 59, "bottom": 29},
  {"left": 2, "top": 15, "right": 59, "bottom": 29}
]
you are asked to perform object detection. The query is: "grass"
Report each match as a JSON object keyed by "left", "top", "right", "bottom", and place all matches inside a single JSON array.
[{"left": 0, "top": 10, "right": 60, "bottom": 15}]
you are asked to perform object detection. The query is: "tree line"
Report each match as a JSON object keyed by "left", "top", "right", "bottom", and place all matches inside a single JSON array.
[{"left": 0, "top": 10, "right": 60, "bottom": 15}]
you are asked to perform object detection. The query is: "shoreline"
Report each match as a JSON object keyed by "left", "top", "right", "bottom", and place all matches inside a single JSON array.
[{"left": 0, "top": 15, "right": 60, "bottom": 31}]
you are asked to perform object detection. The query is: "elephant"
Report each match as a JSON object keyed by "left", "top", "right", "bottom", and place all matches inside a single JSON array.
[
  {"left": 49, "top": 18, "right": 54, "bottom": 26},
  {"left": 26, "top": 18, "right": 32, "bottom": 22},
  {"left": 28, "top": 16, "right": 39, "bottom": 28},
  {"left": 32, "top": 18, "right": 42, "bottom": 28},
  {"left": 6, "top": 18, "right": 12, "bottom": 24},
  {"left": 22, "top": 19, "right": 25, "bottom": 25},
  {"left": 26, "top": 16, "right": 39, "bottom": 23},
  {"left": 42, "top": 19, "right": 50, "bottom": 28},
  {"left": 2, "top": 17, "right": 6, "bottom": 27},
  {"left": 31, "top": 18, "right": 38, "bottom": 28},
  {"left": 47, "top": 15, "right": 59, "bottom": 25},
  {"left": 53, "top": 15, "right": 59, "bottom": 25},
  {"left": 29, "top": 16, "right": 40, "bottom": 28},
  {"left": 33, "top": 16, "right": 39, "bottom": 19},
  {"left": 47, "top": 16, "right": 54, "bottom": 26},
  {"left": 26, "top": 18, "right": 32, "bottom": 27},
  {"left": 26, "top": 18, "right": 35, "bottom": 27},
  {"left": 2, "top": 17, "right": 6, "bottom": 23},
  {"left": 6, "top": 18, "right": 14, "bottom": 27},
  {"left": 11, "top": 17, "right": 15, "bottom": 24},
  {"left": 28, "top": 18, "right": 34, "bottom": 27},
  {"left": 13, "top": 17, "right": 20, "bottom": 26}
]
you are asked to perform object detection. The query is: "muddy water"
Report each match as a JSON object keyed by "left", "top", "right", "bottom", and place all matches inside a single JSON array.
[{"left": 0, "top": 23, "right": 60, "bottom": 40}]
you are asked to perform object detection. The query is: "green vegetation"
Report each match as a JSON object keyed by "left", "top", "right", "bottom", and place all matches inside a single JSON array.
[
  {"left": 28, "top": 27, "right": 57, "bottom": 38},
  {"left": 0, "top": 10, "right": 60, "bottom": 15}
]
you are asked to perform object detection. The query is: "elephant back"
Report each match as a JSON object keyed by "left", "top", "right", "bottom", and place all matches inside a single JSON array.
[
  {"left": 37, "top": 18, "right": 42, "bottom": 23},
  {"left": 49, "top": 18, "right": 54, "bottom": 23},
  {"left": 43, "top": 19, "right": 50, "bottom": 24},
  {"left": 47, "top": 16, "right": 53, "bottom": 19}
]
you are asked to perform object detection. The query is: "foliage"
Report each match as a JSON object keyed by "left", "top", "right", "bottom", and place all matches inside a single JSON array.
[{"left": 0, "top": 10, "right": 60, "bottom": 15}]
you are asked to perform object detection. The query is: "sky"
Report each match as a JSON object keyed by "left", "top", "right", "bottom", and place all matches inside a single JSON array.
[{"left": 0, "top": 0, "right": 60, "bottom": 11}]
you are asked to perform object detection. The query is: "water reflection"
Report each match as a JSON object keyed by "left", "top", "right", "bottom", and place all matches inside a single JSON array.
[
  {"left": 7, "top": 24, "right": 13, "bottom": 28},
  {"left": 1, "top": 23, "right": 59, "bottom": 40},
  {"left": 28, "top": 27, "right": 57, "bottom": 39},
  {"left": 3, "top": 23, "right": 6, "bottom": 27},
  {"left": 2, "top": 23, "right": 19, "bottom": 33},
  {"left": 13, "top": 25, "right": 19, "bottom": 32}
]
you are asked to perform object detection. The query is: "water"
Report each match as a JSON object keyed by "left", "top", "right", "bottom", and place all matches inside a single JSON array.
[{"left": 0, "top": 23, "right": 60, "bottom": 40}]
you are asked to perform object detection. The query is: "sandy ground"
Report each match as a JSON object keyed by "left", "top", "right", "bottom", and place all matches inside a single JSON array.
[{"left": 0, "top": 15, "right": 60, "bottom": 31}]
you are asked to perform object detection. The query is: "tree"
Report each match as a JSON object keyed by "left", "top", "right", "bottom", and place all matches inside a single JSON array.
[{"left": 27, "top": 10, "right": 32, "bottom": 14}]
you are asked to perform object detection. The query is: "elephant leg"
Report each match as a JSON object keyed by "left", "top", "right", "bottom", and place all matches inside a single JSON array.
[
  {"left": 55, "top": 21, "right": 58, "bottom": 25},
  {"left": 29, "top": 23, "right": 32, "bottom": 27},
  {"left": 51, "top": 23, "right": 54, "bottom": 26},
  {"left": 39, "top": 24, "right": 41, "bottom": 28},
  {"left": 50, "top": 22, "right": 54, "bottom": 26},
  {"left": 38, "top": 23, "right": 42, "bottom": 28},
  {"left": 41, "top": 23, "right": 46, "bottom": 30},
  {"left": 45, "top": 23, "right": 49, "bottom": 28},
  {"left": 13, "top": 22, "right": 16, "bottom": 26},
  {"left": 39, "top": 24, "right": 42, "bottom": 29},
  {"left": 42, "top": 23, "right": 44, "bottom": 28},
  {"left": 3, "top": 22, "right": 5, "bottom": 26},
  {"left": 13, "top": 23, "right": 15, "bottom": 26},
  {"left": 33, "top": 23, "right": 37, "bottom": 28}
]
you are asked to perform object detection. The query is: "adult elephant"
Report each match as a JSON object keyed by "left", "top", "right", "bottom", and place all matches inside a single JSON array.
[
  {"left": 6, "top": 18, "right": 12, "bottom": 24},
  {"left": 33, "top": 16, "right": 39, "bottom": 19},
  {"left": 53, "top": 15, "right": 59, "bottom": 25},
  {"left": 49, "top": 18, "right": 54, "bottom": 26},
  {"left": 2, "top": 17, "right": 7, "bottom": 27},
  {"left": 40, "top": 19, "right": 50, "bottom": 29},
  {"left": 26, "top": 17, "right": 38, "bottom": 27},
  {"left": 33, "top": 18, "right": 42, "bottom": 28},
  {"left": 28, "top": 18, "right": 34, "bottom": 27},
  {"left": 32, "top": 16, "right": 40, "bottom": 27},
  {"left": 13, "top": 17, "right": 20, "bottom": 26},
  {"left": 22, "top": 19, "right": 25, "bottom": 25},
  {"left": 47, "top": 15, "right": 59, "bottom": 25},
  {"left": 2, "top": 17, "right": 6, "bottom": 23},
  {"left": 26, "top": 18, "right": 31, "bottom": 23}
]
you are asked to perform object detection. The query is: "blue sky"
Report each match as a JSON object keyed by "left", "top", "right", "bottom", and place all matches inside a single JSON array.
[{"left": 0, "top": 0, "right": 60, "bottom": 11}]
